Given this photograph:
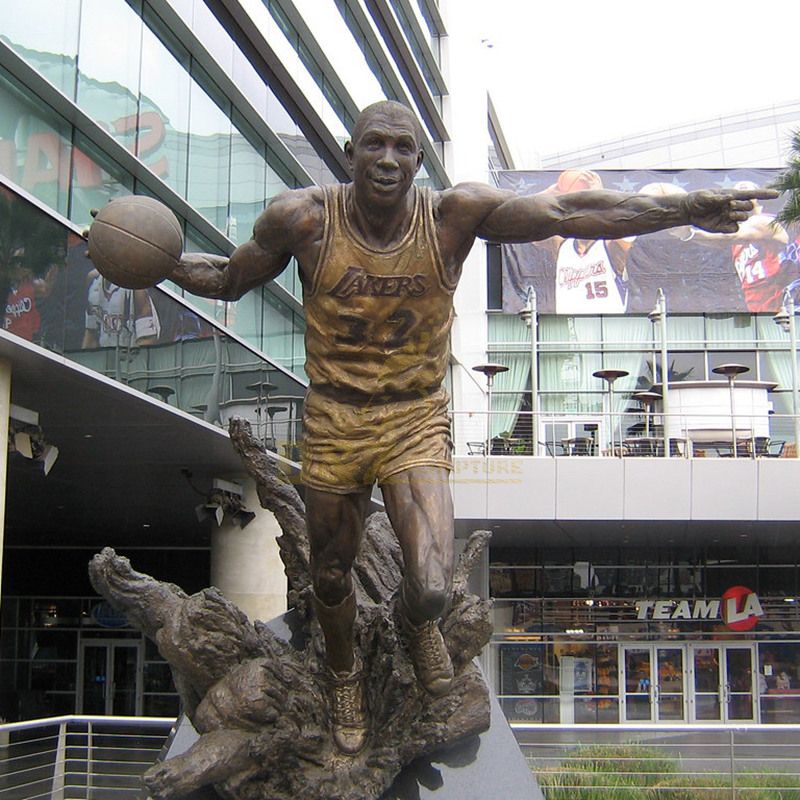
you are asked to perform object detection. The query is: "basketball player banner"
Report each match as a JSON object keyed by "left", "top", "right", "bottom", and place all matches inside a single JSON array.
[{"left": 497, "top": 168, "right": 800, "bottom": 316}]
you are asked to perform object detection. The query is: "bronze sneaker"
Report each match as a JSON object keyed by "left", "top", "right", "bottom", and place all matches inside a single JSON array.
[
  {"left": 403, "top": 618, "right": 454, "bottom": 697},
  {"left": 329, "top": 664, "right": 368, "bottom": 755}
]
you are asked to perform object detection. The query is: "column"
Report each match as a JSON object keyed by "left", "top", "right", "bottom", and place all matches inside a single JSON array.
[
  {"left": 210, "top": 477, "right": 287, "bottom": 623},
  {"left": 441, "top": 8, "right": 491, "bottom": 456}
]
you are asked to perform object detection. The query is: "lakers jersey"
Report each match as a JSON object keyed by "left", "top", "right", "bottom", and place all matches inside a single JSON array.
[
  {"left": 303, "top": 184, "right": 456, "bottom": 397},
  {"left": 555, "top": 239, "right": 627, "bottom": 315}
]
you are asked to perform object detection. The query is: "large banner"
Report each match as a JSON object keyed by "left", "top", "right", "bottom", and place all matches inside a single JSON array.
[{"left": 498, "top": 168, "right": 800, "bottom": 315}]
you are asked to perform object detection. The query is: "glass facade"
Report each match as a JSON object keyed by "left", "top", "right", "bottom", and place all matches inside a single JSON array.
[
  {"left": 484, "top": 312, "right": 799, "bottom": 456},
  {"left": 0, "top": 595, "right": 181, "bottom": 720},
  {"left": 491, "top": 549, "right": 800, "bottom": 725},
  {"left": 0, "top": 0, "right": 310, "bottom": 375},
  {"left": 388, "top": 0, "right": 443, "bottom": 110},
  {"left": 0, "top": 0, "right": 451, "bottom": 376},
  {"left": 1, "top": 180, "right": 306, "bottom": 452}
]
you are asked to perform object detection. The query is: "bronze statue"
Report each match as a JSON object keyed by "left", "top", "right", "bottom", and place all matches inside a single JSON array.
[{"left": 96, "top": 100, "right": 776, "bottom": 758}]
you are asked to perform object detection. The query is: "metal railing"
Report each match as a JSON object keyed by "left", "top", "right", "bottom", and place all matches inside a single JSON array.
[
  {"left": 0, "top": 715, "right": 175, "bottom": 799},
  {"left": 451, "top": 409, "right": 799, "bottom": 459},
  {"left": 517, "top": 724, "right": 800, "bottom": 799}
]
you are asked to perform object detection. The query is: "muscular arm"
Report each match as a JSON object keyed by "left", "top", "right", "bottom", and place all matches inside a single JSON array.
[
  {"left": 169, "top": 187, "right": 323, "bottom": 301},
  {"left": 436, "top": 183, "right": 778, "bottom": 260}
]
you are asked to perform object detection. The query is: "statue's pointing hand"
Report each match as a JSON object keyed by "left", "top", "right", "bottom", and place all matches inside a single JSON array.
[{"left": 683, "top": 188, "right": 779, "bottom": 233}]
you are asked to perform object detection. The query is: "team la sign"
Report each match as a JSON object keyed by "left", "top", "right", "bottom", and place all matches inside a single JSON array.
[{"left": 635, "top": 585, "right": 764, "bottom": 631}]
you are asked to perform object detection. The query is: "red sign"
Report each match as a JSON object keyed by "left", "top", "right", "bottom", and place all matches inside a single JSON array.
[{"left": 721, "top": 585, "right": 764, "bottom": 631}]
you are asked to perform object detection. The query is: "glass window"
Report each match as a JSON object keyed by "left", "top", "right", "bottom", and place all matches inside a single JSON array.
[
  {"left": 666, "top": 351, "right": 705, "bottom": 383},
  {"left": 759, "top": 643, "right": 800, "bottom": 724},
  {"left": 263, "top": 289, "right": 300, "bottom": 372},
  {"left": 299, "top": 0, "right": 385, "bottom": 110},
  {"left": 229, "top": 113, "right": 266, "bottom": 246},
  {"left": 0, "top": 66, "right": 71, "bottom": 215},
  {"left": 139, "top": 9, "right": 191, "bottom": 197},
  {"left": 540, "top": 352, "right": 602, "bottom": 392},
  {"left": 187, "top": 68, "right": 231, "bottom": 232},
  {"left": 708, "top": 351, "right": 757, "bottom": 380},
  {"left": 705, "top": 313, "right": 755, "bottom": 345},
  {"left": 233, "top": 49, "right": 268, "bottom": 120},
  {"left": 539, "top": 315, "right": 602, "bottom": 347},
  {"left": 228, "top": 288, "right": 261, "bottom": 345},
  {"left": 190, "top": 0, "right": 234, "bottom": 74},
  {"left": 69, "top": 132, "right": 133, "bottom": 229},
  {"left": 0, "top": 0, "right": 81, "bottom": 98},
  {"left": 668, "top": 315, "right": 705, "bottom": 345},
  {"left": 76, "top": 0, "right": 143, "bottom": 149},
  {"left": 274, "top": 258, "right": 301, "bottom": 299}
]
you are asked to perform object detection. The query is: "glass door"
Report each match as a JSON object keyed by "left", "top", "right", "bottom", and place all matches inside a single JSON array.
[
  {"left": 623, "top": 646, "right": 654, "bottom": 721},
  {"left": 79, "top": 640, "right": 142, "bottom": 716},
  {"left": 691, "top": 646, "right": 723, "bottom": 721},
  {"left": 725, "top": 646, "right": 756, "bottom": 722},
  {"left": 690, "top": 644, "right": 757, "bottom": 723},
  {"left": 656, "top": 647, "right": 686, "bottom": 721},
  {"left": 623, "top": 645, "right": 687, "bottom": 723}
]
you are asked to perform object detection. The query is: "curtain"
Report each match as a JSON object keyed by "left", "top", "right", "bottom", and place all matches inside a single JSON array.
[
  {"left": 757, "top": 316, "right": 796, "bottom": 443},
  {"left": 488, "top": 314, "right": 532, "bottom": 438},
  {"left": 491, "top": 352, "right": 531, "bottom": 438}
]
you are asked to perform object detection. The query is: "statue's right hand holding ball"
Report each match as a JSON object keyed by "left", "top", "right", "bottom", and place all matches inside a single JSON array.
[{"left": 87, "top": 195, "right": 184, "bottom": 289}]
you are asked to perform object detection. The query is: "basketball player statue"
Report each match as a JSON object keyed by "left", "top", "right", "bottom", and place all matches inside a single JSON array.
[{"left": 108, "top": 101, "right": 775, "bottom": 755}]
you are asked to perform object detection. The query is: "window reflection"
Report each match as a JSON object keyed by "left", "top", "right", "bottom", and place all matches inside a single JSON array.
[
  {"left": 139, "top": 9, "right": 190, "bottom": 196},
  {"left": 229, "top": 112, "right": 267, "bottom": 246},
  {"left": 187, "top": 71, "right": 231, "bottom": 231},
  {"left": 0, "top": 0, "right": 311, "bottom": 386},
  {"left": 0, "top": 0, "right": 81, "bottom": 97},
  {"left": 0, "top": 66, "right": 71, "bottom": 215},
  {"left": 1, "top": 180, "right": 307, "bottom": 452},
  {"left": 76, "top": 0, "right": 143, "bottom": 144}
]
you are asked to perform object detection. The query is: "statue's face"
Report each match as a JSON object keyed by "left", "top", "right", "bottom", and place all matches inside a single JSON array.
[{"left": 346, "top": 107, "right": 423, "bottom": 209}]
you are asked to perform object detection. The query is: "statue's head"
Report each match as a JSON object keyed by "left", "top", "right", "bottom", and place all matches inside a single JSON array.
[{"left": 345, "top": 102, "right": 424, "bottom": 207}]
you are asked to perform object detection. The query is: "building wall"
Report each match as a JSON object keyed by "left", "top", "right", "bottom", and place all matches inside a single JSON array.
[{"left": 476, "top": 102, "right": 800, "bottom": 726}]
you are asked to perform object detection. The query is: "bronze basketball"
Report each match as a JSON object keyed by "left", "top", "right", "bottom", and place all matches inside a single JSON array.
[{"left": 88, "top": 196, "right": 183, "bottom": 289}]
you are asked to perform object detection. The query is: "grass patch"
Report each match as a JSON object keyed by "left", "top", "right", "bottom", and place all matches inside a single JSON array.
[{"left": 535, "top": 744, "right": 800, "bottom": 800}]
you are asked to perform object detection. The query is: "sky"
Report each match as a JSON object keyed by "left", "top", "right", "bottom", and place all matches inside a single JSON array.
[{"left": 480, "top": 0, "right": 800, "bottom": 167}]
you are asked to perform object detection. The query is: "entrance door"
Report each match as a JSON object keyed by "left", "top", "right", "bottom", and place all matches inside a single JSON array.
[
  {"left": 622, "top": 645, "right": 686, "bottom": 722},
  {"left": 725, "top": 646, "right": 757, "bottom": 722},
  {"left": 690, "top": 644, "right": 757, "bottom": 723},
  {"left": 79, "top": 640, "right": 143, "bottom": 716}
]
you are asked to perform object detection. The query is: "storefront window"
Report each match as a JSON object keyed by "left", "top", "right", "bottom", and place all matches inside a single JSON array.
[
  {"left": 759, "top": 643, "right": 800, "bottom": 723},
  {"left": 498, "top": 641, "right": 619, "bottom": 725}
]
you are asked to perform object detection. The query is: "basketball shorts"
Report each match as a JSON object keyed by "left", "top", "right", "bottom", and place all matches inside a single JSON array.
[{"left": 300, "top": 386, "right": 453, "bottom": 494}]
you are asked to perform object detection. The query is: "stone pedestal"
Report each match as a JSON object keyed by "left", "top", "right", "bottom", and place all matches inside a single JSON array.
[
  {"left": 381, "top": 694, "right": 544, "bottom": 800},
  {"left": 381, "top": 688, "right": 543, "bottom": 800}
]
